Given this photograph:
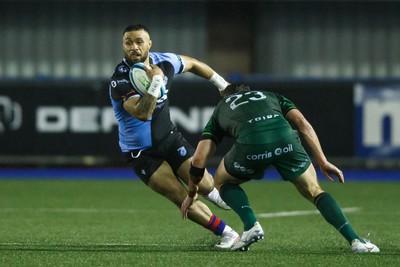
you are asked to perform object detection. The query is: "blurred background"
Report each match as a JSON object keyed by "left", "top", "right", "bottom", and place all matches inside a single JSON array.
[{"left": 1, "top": 0, "right": 399, "bottom": 173}]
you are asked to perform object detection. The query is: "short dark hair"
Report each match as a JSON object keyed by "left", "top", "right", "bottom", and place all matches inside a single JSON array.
[
  {"left": 123, "top": 24, "right": 150, "bottom": 35},
  {"left": 221, "top": 83, "right": 251, "bottom": 97}
]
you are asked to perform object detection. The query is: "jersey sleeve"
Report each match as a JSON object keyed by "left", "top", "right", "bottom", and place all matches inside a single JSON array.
[
  {"left": 276, "top": 93, "right": 297, "bottom": 116},
  {"left": 200, "top": 112, "right": 224, "bottom": 145},
  {"left": 109, "top": 64, "right": 141, "bottom": 101},
  {"left": 150, "top": 52, "right": 184, "bottom": 75}
]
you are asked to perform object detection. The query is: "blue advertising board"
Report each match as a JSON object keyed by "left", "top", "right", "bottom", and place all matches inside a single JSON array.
[{"left": 354, "top": 83, "right": 400, "bottom": 157}]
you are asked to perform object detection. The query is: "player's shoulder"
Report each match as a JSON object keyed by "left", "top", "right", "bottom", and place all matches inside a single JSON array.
[
  {"left": 150, "top": 52, "right": 182, "bottom": 65},
  {"left": 150, "top": 52, "right": 184, "bottom": 75},
  {"left": 109, "top": 59, "right": 135, "bottom": 100},
  {"left": 111, "top": 59, "right": 130, "bottom": 79}
]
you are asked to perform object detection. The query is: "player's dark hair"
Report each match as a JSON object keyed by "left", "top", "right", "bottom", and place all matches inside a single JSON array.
[
  {"left": 221, "top": 83, "right": 251, "bottom": 97},
  {"left": 123, "top": 24, "right": 150, "bottom": 35}
]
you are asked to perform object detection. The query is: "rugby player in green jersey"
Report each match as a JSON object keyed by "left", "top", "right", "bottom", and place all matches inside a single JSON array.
[{"left": 181, "top": 83, "right": 379, "bottom": 253}]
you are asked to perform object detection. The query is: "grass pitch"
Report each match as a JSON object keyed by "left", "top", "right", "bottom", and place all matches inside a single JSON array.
[{"left": 0, "top": 178, "right": 399, "bottom": 266}]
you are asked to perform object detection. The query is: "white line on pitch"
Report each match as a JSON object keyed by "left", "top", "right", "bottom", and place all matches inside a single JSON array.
[
  {"left": 0, "top": 208, "right": 140, "bottom": 213},
  {"left": 0, "top": 242, "right": 210, "bottom": 247},
  {"left": 257, "top": 207, "right": 361, "bottom": 218},
  {"left": 0, "top": 207, "right": 361, "bottom": 217}
]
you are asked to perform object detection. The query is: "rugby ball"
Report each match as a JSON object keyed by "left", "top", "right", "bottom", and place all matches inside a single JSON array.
[{"left": 129, "top": 63, "right": 165, "bottom": 98}]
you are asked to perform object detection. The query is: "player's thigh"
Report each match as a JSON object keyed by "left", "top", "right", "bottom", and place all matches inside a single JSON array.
[
  {"left": 175, "top": 157, "right": 191, "bottom": 184},
  {"left": 148, "top": 161, "right": 188, "bottom": 206},
  {"left": 213, "top": 158, "right": 246, "bottom": 190},
  {"left": 291, "top": 164, "right": 324, "bottom": 202}
]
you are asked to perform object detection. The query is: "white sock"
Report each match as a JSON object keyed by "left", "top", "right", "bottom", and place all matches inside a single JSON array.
[
  {"left": 222, "top": 225, "right": 234, "bottom": 235},
  {"left": 206, "top": 187, "right": 219, "bottom": 200}
]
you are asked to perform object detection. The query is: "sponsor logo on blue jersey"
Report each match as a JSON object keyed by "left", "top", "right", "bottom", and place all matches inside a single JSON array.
[
  {"left": 117, "top": 79, "right": 130, "bottom": 85},
  {"left": 177, "top": 146, "right": 187, "bottom": 156},
  {"left": 118, "top": 65, "right": 129, "bottom": 73}
]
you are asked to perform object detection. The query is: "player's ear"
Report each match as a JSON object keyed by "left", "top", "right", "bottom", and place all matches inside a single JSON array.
[{"left": 148, "top": 39, "right": 152, "bottom": 49}]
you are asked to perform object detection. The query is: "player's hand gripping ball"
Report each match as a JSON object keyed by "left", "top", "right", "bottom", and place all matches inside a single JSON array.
[{"left": 129, "top": 63, "right": 165, "bottom": 98}]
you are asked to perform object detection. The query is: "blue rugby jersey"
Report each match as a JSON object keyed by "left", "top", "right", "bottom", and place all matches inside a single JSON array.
[{"left": 109, "top": 52, "right": 184, "bottom": 152}]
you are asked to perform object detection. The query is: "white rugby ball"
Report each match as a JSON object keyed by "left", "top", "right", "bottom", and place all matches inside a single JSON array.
[{"left": 129, "top": 63, "right": 165, "bottom": 98}]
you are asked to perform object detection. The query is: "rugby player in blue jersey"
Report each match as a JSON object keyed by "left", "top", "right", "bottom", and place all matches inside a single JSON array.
[
  {"left": 182, "top": 83, "right": 379, "bottom": 253},
  {"left": 109, "top": 24, "right": 239, "bottom": 249}
]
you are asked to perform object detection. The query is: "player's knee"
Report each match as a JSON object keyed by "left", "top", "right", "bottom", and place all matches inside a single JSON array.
[
  {"left": 298, "top": 184, "right": 323, "bottom": 203},
  {"left": 308, "top": 186, "right": 324, "bottom": 202}
]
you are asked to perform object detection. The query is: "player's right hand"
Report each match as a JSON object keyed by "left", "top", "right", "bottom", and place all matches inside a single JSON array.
[
  {"left": 320, "top": 161, "right": 344, "bottom": 183},
  {"left": 144, "top": 64, "right": 164, "bottom": 79},
  {"left": 181, "top": 194, "right": 197, "bottom": 220}
]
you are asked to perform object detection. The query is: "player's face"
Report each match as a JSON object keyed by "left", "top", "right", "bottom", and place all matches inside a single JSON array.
[{"left": 122, "top": 30, "right": 152, "bottom": 63}]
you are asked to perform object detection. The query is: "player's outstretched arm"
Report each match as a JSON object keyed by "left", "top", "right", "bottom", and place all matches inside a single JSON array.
[
  {"left": 181, "top": 139, "right": 218, "bottom": 219},
  {"left": 286, "top": 109, "right": 344, "bottom": 183},
  {"left": 180, "top": 55, "right": 229, "bottom": 91}
]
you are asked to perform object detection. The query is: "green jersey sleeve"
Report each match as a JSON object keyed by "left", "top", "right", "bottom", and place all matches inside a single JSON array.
[
  {"left": 275, "top": 93, "right": 297, "bottom": 116},
  {"left": 200, "top": 109, "right": 224, "bottom": 145}
]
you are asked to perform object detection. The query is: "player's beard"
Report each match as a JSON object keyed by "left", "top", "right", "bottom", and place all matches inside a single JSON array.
[
  {"left": 138, "top": 50, "right": 149, "bottom": 63},
  {"left": 131, "top": 51, "right": 149, "bottom": 63}
]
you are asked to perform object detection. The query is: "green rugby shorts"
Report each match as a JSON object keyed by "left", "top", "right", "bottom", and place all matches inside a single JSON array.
[{"left": 224, "top": 131, "right": 311, "bottom": 181}]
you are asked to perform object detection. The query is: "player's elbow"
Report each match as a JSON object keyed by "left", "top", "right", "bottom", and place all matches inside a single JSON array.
[
  {"left": 288, "top": 111, "right": 313, "bottom": 134},
  {"left": 298, "top": 120, "right": 315, "bottom": 138},
  {"left": 135, "top": 113, "right": 152, "bottom": 121},
  {"left": 125, "top": 108, "right": 151, "bottom": 121},
  {"left": 125, "top": 106, "right": 153, "bottom": 121}
]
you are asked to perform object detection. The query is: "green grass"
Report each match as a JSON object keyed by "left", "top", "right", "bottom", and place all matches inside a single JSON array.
[{"left": 0, "top": 179, "right": 399, "bottom": 266}]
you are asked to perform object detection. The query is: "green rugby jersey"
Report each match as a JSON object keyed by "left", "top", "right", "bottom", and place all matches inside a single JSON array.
[{"left": 202, "top": 91, "right": 297, "bottom": 145}]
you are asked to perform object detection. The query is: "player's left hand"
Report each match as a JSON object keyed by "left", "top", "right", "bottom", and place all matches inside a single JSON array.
[{"left": 181, "top": 194, "right": 197, "bottom": 220}]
